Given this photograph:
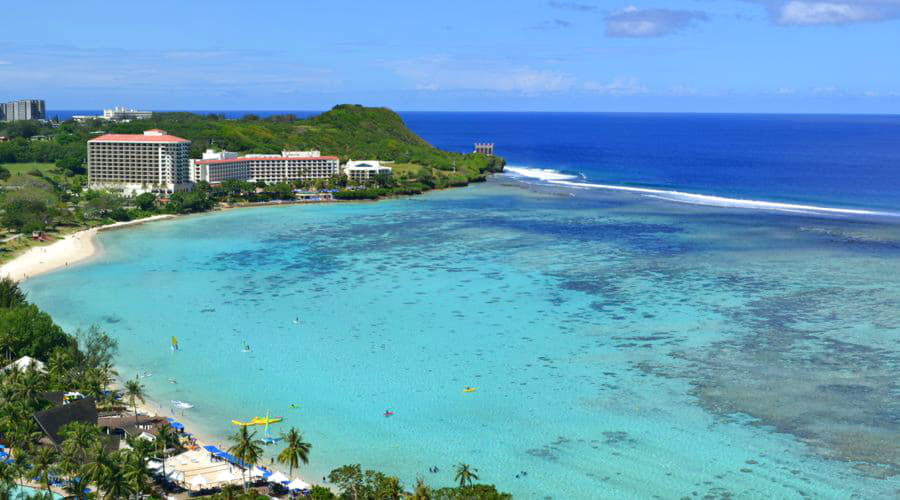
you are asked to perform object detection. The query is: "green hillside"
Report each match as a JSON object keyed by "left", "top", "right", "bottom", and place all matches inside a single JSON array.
[{"left": 0, "top": 105, "right": 503, "bottom": 184}]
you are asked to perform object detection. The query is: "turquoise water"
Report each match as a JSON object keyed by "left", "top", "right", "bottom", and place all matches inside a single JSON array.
[
  {"left": 24, "top": 179, "right": 900, "bottom": 498},
  {"left": 6, "top": 485, "right": 63, "bottom": 498}
]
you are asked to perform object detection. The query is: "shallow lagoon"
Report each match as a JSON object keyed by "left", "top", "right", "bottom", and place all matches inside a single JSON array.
[{"left": 25, "top": 179, "right": 900, "bottom": 498}]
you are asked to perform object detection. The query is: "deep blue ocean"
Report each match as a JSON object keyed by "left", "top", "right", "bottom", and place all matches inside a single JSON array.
[
  {"left": 54, "top": 110, "right": 900, "bottom": 212},
  {"left": 29, "top": 110, "right": 900, "bottom": 498}
]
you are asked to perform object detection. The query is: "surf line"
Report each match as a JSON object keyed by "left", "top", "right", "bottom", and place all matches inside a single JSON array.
[{"left": 503, "top": 166, "right": 899, "bottom": 218}]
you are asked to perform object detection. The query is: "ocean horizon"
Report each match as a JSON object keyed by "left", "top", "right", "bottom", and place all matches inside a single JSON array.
[{"left": 24, "top": 112, "right": 900, "bottom": 498}]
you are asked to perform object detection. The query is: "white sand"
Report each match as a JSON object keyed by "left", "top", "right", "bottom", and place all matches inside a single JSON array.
[{"left": 0, "top": 215, "right": 175, "bottom": 283}]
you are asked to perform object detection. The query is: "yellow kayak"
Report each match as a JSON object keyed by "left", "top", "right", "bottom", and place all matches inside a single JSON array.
[{"left": 463, "top": 387, "right": 477, "bottom": 393}]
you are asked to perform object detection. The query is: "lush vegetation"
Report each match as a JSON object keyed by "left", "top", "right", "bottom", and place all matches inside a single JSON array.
[{"left": 0, "top": 105, "right": 504, "bottom": 184}]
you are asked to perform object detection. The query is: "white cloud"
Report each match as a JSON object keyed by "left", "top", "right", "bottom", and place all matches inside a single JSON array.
[
  {"left": 0, "top": 60, "right": 10, "bottom": 65},
  {"left": 387, "top": 56, "right": 575, "bottom": 94},
  {"left": 605, "top": 6, "right": 709, "bottom": 37},
  {"left": 749, "top": 0, "right": 900, "bottom": 25},
  {"left": 583, "top": 77, "right": 647, "bottom": 95},
  {"left": 779, "top": 1, "right": 877, "bottom": 24}
]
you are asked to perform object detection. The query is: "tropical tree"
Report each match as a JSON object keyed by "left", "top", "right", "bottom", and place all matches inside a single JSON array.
[
  {"left": 277, "top": 427, "right": 311, "bottom": 480},
  {"left": 122, "top": 444, "right": 153, "bottom": 499},
  {"left": 123, "top": 377, "right": 145, "bottom": 423},
  {"left": 407, "top": 477, "right": 431, "bottom": 500},
  {"left": 328, "top": 464, "right": 364, "bottom": 500},
  {"left": 0, "top": 277, "right": 27, "bottom": 309},
  {"left": 155, "top": 423, "right": 178, "bottom": 481},
  {"left": 0, "top": 460, "right": 19, "bottom": 497},
  {"left": 375, "top": 474, "right": 403, "bottom": 500},
  {"left": 227, "top": 426, "right": 261, "bottom": 492},
  {"left": 82, "top": 442, "right": 113, "bottom": 499},
  {"left": 454, "top": 463, "right": 478, "bottom": 488},
  {"left": 100, "top": 455, "right": 133, "bottom": 500},
  {"left": 30, "top": 445, "right": 59, "bottom": 494},
  {"left": 60, "top": 421, "right": 102, "bottom": 467}
]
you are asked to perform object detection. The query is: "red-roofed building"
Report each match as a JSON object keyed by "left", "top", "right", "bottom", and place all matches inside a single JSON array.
[{"left": 88, "top": 130, "right": 192, "bottom": 195}]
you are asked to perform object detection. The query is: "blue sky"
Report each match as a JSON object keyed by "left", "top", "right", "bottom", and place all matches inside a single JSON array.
[{"left": 2, "top": 0, "right": 898, "bottom": 112}]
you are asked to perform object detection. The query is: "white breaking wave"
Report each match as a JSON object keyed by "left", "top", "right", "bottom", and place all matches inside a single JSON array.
[
  {"left": 503, "top": 166, "right": 898, "bottom": 218},
  {"left": 504, "top": 166, "right": 580, "bottom": 182}
]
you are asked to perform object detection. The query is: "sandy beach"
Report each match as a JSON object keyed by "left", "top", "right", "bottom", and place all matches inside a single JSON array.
[{"left": 0, "top": 215, "right": 175, "bottom": 283}]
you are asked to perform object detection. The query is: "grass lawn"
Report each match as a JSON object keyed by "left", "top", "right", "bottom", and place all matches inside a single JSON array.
[{"left": 2, "top": 162, "right": 57, "bottom": 176}]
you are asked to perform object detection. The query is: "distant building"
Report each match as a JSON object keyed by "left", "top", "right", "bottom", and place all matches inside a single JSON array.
[
  {"left": 73, "top": 106, "right": 153, "bottom": 123},
  {"left": 474, "top": 142, "right": 494, "bottom": 156},
  {"left": 190, "top": 150, "right": 340, "bottom": 185},
  {"left": 343, "top": 160, "right": 392, "bottom": 183},
  {"left": 1, "top": 99, "right": 46, "bottom": 121},
  {"left": 88, "top": 129, "right": 192, "bottom": 195}
]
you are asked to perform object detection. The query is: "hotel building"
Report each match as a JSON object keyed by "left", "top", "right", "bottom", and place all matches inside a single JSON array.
[
  {"left": 1, "top": 99, "right": 46, "bottom": 121},
  {"left": 191, "top": 150, "right": 340, "bottom": 184},
  {"left": 73, "top": 107, "right": 153, "bottom": 123},
  {"left": 343, "top": 160, "right": 392, "bottom": 182},
  {"left": 88, "top": 129, "right": 192, "bottom": 195}
]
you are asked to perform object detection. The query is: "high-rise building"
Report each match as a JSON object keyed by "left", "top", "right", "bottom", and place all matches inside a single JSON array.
[
  {"left": 1, "top": 99, "right": 46, "bottom": 121},
  {"left": 88, "top": 129, "right": 192, "bottom": 195}
]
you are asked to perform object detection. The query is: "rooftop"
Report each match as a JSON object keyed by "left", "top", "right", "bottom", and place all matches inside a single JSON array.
[{"left": 89, "top": 129, "right": 190, "bottom": 143}]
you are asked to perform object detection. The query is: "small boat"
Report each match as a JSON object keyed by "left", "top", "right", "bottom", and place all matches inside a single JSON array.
[
  {"left": 171, "top": 336, "right": 179, "bottom": 352},
  {"left": 168, "top": 378, "right": 177, "bottom": 384},
  {"left": 292, "top": 317, "right": 300, "bottom": 324},
  {"left": 463, "top": 387, "right": 476, "bottom": 393},
  {"left": 171, "top": 400, "right": 194, "bottom": 409},
  {"left": 242, "top": 341, "right": 251, "bottom": 353},
  {"left": 383, "top": 410, "right": 394, "bottom": 417},
  {"left": 288, "top": 404, "right": 300, "bottom": 409}
]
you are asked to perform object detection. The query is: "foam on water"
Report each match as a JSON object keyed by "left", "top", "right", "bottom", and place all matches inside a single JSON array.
[{"left": 504, "top": 166, "right": 900, "bottom": 218}]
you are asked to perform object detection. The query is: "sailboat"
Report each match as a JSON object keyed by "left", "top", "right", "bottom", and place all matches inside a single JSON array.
[{"left": 257, "top": 410, "right": 282, "bottom": 445}]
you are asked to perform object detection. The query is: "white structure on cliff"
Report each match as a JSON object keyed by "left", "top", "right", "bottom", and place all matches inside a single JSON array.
[{"left": 343, "top": 160, "right": 392, "bottom": 182}]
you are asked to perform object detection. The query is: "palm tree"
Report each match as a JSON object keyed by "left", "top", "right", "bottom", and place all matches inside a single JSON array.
[
  {"left": 100, "top": 455, "right": 134, "bottom": 500},
  {"left": 82, "top": 442, "right": 113, "bottom": 499},
  {"left": 377, "top": 475, "right": 403, "bottom": 500},
  {"left": 46, "top": 350, "right": 73, "bottom": 390},
  {"left": 122, "top": 446, "right": 152, "bottom": 499},
  {"left": 30, "top": 446, "right": 59, "bottom": 494},
  {"left": 155, "top": 423, "right": 178, "bottom": 482},
  {"left": 227, "top": 426, "right": 262, "bottom": 492},
  {"left": 454, "top": 463, "right": 478, "bottom": 488},
  {"left": 406, "top": 477, "right": 432, "bottom": 500},
  {"left": 63, "top": 475, "right": 91, "bottom": 500},
  {"left": 123, "top": 378, "right": 145, "bottom": 423},
  {"left": 0, "top": 460, "right": 18, "bottom": 497},
  {"left": 277, "top": 427, "right": 311, "bottom": 480},
  {"left": 60, "top": 421, "right": 102, "bottom": 467}
]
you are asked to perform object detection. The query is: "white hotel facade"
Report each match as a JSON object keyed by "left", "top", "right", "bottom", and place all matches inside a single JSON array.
[
  {"left": 88, "top": 130, "right": 191, "bottom": 195},
  {"left": 190, "top": 150, "right": 340, "bottom": 184}
]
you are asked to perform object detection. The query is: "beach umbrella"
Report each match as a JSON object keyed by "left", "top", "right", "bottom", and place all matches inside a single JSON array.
[
  {"left": 250, "top": 467, "right": 268, "bottom": 479},
  {"left": 215, "top": 469, "right": 239, "bottom": 483},
  {"left": 188, "top": 474, "right": 208, "bottom": 489},
  {"left": 147, "top": 460, "right": 163, "bottom": 472},
  {"left": 268, "top": 471, "right": 289, "bottom": 484},
  {"left": 287, "top": 478, "right": 310, "bottom": 490},
  {"left": 165, "top": 469, "right": 183, "bottom": 482}
]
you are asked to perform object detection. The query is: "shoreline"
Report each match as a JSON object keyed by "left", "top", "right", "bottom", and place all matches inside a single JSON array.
[{"left": 0, "top": 215, "right": 176, "bottom": 283}]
